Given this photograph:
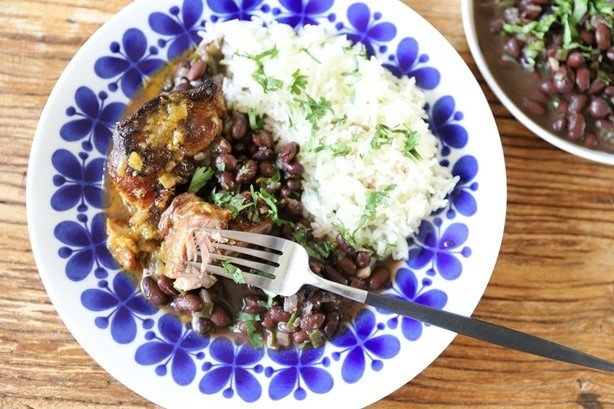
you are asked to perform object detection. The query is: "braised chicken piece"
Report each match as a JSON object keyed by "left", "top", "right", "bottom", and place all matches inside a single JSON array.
[
  {"left": 158, "top": 192, "right": 232, "bottom": 292},
  {"left": 107, "top": 78, "right": 226, "bottom": 231}
]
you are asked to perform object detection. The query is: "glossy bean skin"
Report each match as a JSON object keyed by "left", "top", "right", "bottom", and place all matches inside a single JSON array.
[
  {"left": 210, "top": 304, "right": 232, "bottom": 328},
  {"left": 522, "top": 98, "right": 546, "bottom": 116},
  {"left": 157, "top": 275, "right": 179, "bottom": 296},
  {"left": 141, "top": 276, "right": 169, "bottom": 306},
  {"left": 172, "top": 293, "right": 204, "bottom": 313},
  {"left": 368, "top": 266, "right": 391, "bottom": 291}
]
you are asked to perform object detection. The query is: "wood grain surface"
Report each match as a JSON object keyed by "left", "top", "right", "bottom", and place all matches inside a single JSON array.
[{"left": 0, "top": 0, "right": 612, "bottom": 408}]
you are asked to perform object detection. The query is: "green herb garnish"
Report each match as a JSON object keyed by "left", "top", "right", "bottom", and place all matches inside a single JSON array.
[
  {"left": 371, "top": 124, "right": 422, "bottom": 159},
  {"left": 299, "top": 47, "right": 322, "bottom": 64},
  {"left": 238, "top": 46, "right": 284, "bottom": 92},
  {"left": 210, "top": 189, "right": 254, "bottom": 219},
  {"left": 356, "top": 185, "right": 396, "bottom": 230},
  {"left": 248, "top": 109, "right": 264, "bottom": 130},
  {"left": 245, "top": 320, "right": 263, "bottom": 348},
  {"left": 294, "top": 94, "right": 333, "bottom": 134},
  {"left": 221, "top": 259, "right": 246, "bottom": 284},
  {"left": 291, "top": 228, "right": 334, "bottom": 260},
  {"left": 289, "top": 69, "right": 308, "bottom": 95},
  {"left": 188, "top": 166, "right": 215, "bottom": 193}
]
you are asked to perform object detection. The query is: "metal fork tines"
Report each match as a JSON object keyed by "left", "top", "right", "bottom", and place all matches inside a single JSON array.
[{"left": 186, "top": 229, "right": 614, "bottom": 373}]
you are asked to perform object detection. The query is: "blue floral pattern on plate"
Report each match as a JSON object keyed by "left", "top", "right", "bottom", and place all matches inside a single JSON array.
[{"left": 32, "top": 0, "right": 498, "bottom": 405}]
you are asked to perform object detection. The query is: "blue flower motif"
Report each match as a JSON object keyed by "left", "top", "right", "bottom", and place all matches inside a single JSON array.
[
  {"left": 427, "top": 96, "right": 468, "bottom": 155},
  {"left": 340, "top": 3, "right": 396, "bottom": 56},
  {"left": 135, "top": 314, "right": 209, "bottom": 386},
  {"left": 407, "top": 218, "right": 471, "bottom": 281},
  {"left": 149, "top": 0, "right": 205, "bottom": 59},
  {"left": 208, "top": 0, "right": 265, "bottom": 23},
  {"left": 59, "top": 87, "right": 125, "bottom": 154},
  {"left": 265, "top": 347, "right": 333, "bottom": 400},
  {"left": 81, "top": 272, "right": 157, "bottom": 344},
  {"left": 447, "top": 155, "right": 478, "bottom": 218},
  {"left": 199, "top": 337, "right": 264, "bottom": 402},
  {"left": 51, "top": 149, "right": 103, "bottom": 212},
  {"left": 55, "top": 213, "right": 117, "bottom": 281},
  {"left": 384, "top": 37, "right": 440, "bottom": 90},
  {"left": 330, "top": 309, "right": 400, "bottom": 384},
  {"left": 94, "top": 28, "right": 165, "bottom": 97},
  {"left": 275, "top": 0, "right": 334, "bottom": 27},
  {"left": 378, "top": 268, "right": 447, "bottom": 340}
]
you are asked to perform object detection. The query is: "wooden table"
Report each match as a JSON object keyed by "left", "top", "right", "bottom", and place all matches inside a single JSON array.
[{"left": 1, "top": 0, "right": 612, "bottom": 407}]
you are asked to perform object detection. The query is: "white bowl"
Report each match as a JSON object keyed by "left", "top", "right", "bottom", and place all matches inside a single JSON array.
[{"left": 461, "top": 0, "right": 614, "bottom": 166}]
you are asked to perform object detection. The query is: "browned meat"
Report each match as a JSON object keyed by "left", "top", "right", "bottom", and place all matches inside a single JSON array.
[
  {"left": 158, "top": 192, "right": 232, "bottom": 291},
  {"left": 107, "top": 78, "right": 226, "bottom": 225}
]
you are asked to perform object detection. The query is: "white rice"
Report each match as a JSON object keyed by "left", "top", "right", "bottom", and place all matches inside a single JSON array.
[{"left": 200, "top": 21, "right": 457, "bottom": 260}]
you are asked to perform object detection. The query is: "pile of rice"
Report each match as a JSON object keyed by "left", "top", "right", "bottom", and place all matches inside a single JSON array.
[{"left": 201, "top": 21, "right": 457, "bottom": 260}]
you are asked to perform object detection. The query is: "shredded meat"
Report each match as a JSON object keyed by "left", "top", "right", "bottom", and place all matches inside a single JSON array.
[
  {"left": 107, "top": 78, "right": 226, "bottom": 230},
  {"left": 158, "top": 192, "right": 232, "bottom": 291}
]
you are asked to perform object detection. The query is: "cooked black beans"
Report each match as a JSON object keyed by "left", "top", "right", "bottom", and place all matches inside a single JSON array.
[
  {"left": 172, "top": 293, "right": 204, "bottom": 313},
  {"left": 235, "top": 160, "right": 258, "bottom": 184},
  {"left": 252, "top": 147, "right": 274, "bottom": 161},
  {"left": 567, "top": 113, "right": 586, "bottom": 140},
  {"left": 215, "top": 153, "right": 238, "bottom": 172},
  {"left": 211, "top": 304, "right": 232, "bottom": 328},
  {"left": 300, "top": 313, "right": 325, "bottom": 332},
  {"left": 309, "top": 260, "right": 324, "bottom": 275},
  {"left": 368, "top": 266, "right": 391, "bottom": 291},
  {"left": 192, "top": 316, "right": 214, "bottom": 336},
  {"left": 218, "top": 172, "right": 235, "bottom": 190},
  {"left": 355, "top": 252, "right": 371, "bottom": 268},
  {"left": 323, "top": 310, "right": 341, "bottom": 339},
  {"left": 522, "top": 98, "right": 546, "bottom": 116},
  {"left": 252, "top": 130, "right": 274, "bottom": 148},
  {"left": 212, "top": 138, "right": 232, "bottom": 155},
  {"left": 504, "top": 37, "right": 521, "bottom": 59},
  {"left": 323, "top": 265, "right": 348, "bottom": 285},
  {"left": 157, "top": 275, "right": 179, "bottom": 296},
  {"left": 283, "top": 198, "right": 303, "bottom": 216},
  {"left": 292, "top": 330, "right": 309, "bottom": 344},
  {"left": 568, "top": 95, "right": 588, "bottom": 113},
  {"left": 595, "top": 22, "right": 612, "bottom": 51},
  {"left": 335, "top": 233, "right": 357, "bottom": 258},
  {"left": 588, "top": 97, "right": 612, "bottom": 118},
  {"left": 337, "top": 257, "right": 357, "bottom": 276},
  {"left": 141, "top": 276, "right": 169, "bottom": 306},
  {"left": 279, "top": 142, "right": 299, "bottom": 163}
]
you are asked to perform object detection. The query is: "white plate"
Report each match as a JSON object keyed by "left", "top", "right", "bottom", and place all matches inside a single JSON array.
[{"left": 27, "top": 0, "right": 506, "bottom": 407}]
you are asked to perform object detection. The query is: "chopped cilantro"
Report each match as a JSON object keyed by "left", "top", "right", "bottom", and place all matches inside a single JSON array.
[
  {"left": 371, "top": 124, "right": 395, "bottom": 149},
  {"left": 245, "top": 320, "right": 263, "bottom": 348},
  {"left": 331, "top": 114, "right": 348, "bottom": 125},
  {"left": 294, "top": 94, "right": 333, "bottom": 134},
  {"left": 252, "top": 188, "right": 292, "bottom": 226},
  {"left": 402, "top": 129, "right": 422, "bottom": 160},
  {"left": 210, "top": 189, "right": 253, "bottom": 219},
  {"left": 188, "top": 166, "right": 214, "bottom": 193},
  {"left": 371, "top": 124, "right": 422, "bottom": 159},
  {"left": 248, "top": 109, "right": 264, "bottom": 130},
  {"left": 356, "top": 185, "right": 396, "bottom": 230},
  {"left": 237, "top": 311, "right": 261, "bottom": 321},
  {"left": 221, "top": 259, "right": 246, "bottom": 284},
  {"left": 289, "top": 69, "right": 308, "bottom": 95},
  {"left": 291, "top": 228, "right": 334, "bottom": 260},
  {"left": 238, "top": 46, "right": 283, "bottom": 93}
]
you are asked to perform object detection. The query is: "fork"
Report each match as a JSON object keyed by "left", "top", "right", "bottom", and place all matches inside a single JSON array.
[{"left": 189, "top": 229, "right": 613, "bottom": 372}]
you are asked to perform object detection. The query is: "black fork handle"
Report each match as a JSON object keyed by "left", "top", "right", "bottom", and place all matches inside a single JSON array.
[{"left": 364, "top": 292, "right": 613, "bottom": 372}]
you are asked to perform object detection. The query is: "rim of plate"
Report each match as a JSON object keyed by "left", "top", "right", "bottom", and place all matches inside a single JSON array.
[
  {"left": 26, "top": 0, "right": 507, "bottom": 407},
  {"left": 461, "top": 0, "right": 614, "bottom": 166}
]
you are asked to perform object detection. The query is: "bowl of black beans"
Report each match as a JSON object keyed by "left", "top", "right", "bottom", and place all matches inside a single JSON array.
[{"left": 462, "top": 0, "right": 614, "bottom": 165}]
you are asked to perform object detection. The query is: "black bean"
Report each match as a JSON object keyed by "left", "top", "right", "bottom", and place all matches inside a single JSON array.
[
  {"left": 218, "top": 172, "right": 236, "bottom": 190},
  {"left": 355, "top": 252, "right": 371, "bottom": 268},
  {"left": 280, "top": 187, "right": 293, "bottom": 198},
  {"left": 215, "top": 153, "right": 238, "bottom": 172},
  {"left": 191, "top": 316, "right": 214, "bottom": 336},
  {"left": 323, "top": 310, "right": 341, "bottom": 339},
  {"left": 323, "top": 265, "right": 348, "bottom": 285},
  {"left": 141, "top": 276, "right": 169, "bottom": 306},
  {"left": 579, "top": 29, "right": 594, "bottom": 45},
  {"left": 284, "top": 198, "right": 303, "bottom": 216},
  {"left": 553, "top": 69, "right": 574, "bottom": 93},
  {"left": 522, "top": 97, "right": 546, "bottom": 116},
  {"left": 521, "top": 4, "right": 541, "bottom": 21},
  {"left": 540, "top": 79, "right": 557, "bottom": 95},
  {"left": 368, "top": 266, "right": 391, "bottom": 291},
  {"left": 279, "top": 142, "right": 299, "bottom": 163},
  {"left": 262, "top": 314, "right": 275, "bottom": 329},
  {"left": 233, "top": 142, "right": 247, "bottom": 154},
  {"left": 489, "top": 18, "right": 504, "bottom": 33},
  {"left": 252, "top": 147, "right": 274, "bottom": 161},
  {"left": 243, "top": 304, "right": 266, "bottom": 314},
  {"left": 567, "top": 112, "right": 586, "bottom": 140},
  {"left": 293, "top": 330, "right": 309, "bottom": 344},
  {"left": 556, "top": 99, "right": 569, "bottom": 114},
  {"left": 607, "top": 47, "right": 614, "bottom": 62},
  {"left": 566, "top": 51, "right": 585, "bottom": 68},
  {"left": 251, "top": 130, "right": 274, "bottom": 148},
  {"left": 243, "top": 293, "right": 263, "bottom": 307},
  {"left": 552, "top": 116, "right": 567, "bottom": 134},
  {"left": 173, "top": 293, "right": 204, "bottom": 313},
  {"left": 595, "top": 22, "right": 612, "bottom": 50},
  {"left": 588, "top": 97, "right": 612, "bottom": 118},
  {"left": 283, "top": 161, "right": 305, "bottom": 175},
  {"left": 210, "top": 304, "right": 232, "bottom": 328},
  {"left": 236, "top": 160, "right": 258, "bottom": 184},
  {"left": 588, "top": 79, "right": 606, "bottom": 95},
  {"left": 504, "top": 37, "right": 521, "bottom": 59},
  {"left": 309, "top": 260, "right": 324, "bottom": 275},
  {"left": 268, "top": 305, "right": 291, "bottom": 323},
  {"left": 187, "top": 60, "right": 207, "bottom": 81},
  {"left": 349, "top": 277, "right": 367, "bottom": 289},
  {"left": 604, "top": 86, "right": 614, "bottom": 97},
  {"left": 335, "top": 233, "right": 357, "bottom": 258},
  {"left": 337, "top": 257, "right": 357, "bottom": 276},
  {"left": 568, "top": 94, "right": 588, "bottom": 113},
  {"left": 230, "top": 113, "right": 248, "bottom": 140},
  {"left": 299, "top": 313, "right": 325, "bottom": 332},
  {"left": 286, "top": 178, "right": 302, "bottom": 191},
  {"left": 258, "top": 161, "right": 277, "bottom": 177},
  {"left": 212, "top": 137, "right": 232, "bottom": 155},
  {"left": 157, "top": 275, "right": 179, "bottom": 296},
  {"left": 575, "top": 68, "right": 591, "bottom": 92}
]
